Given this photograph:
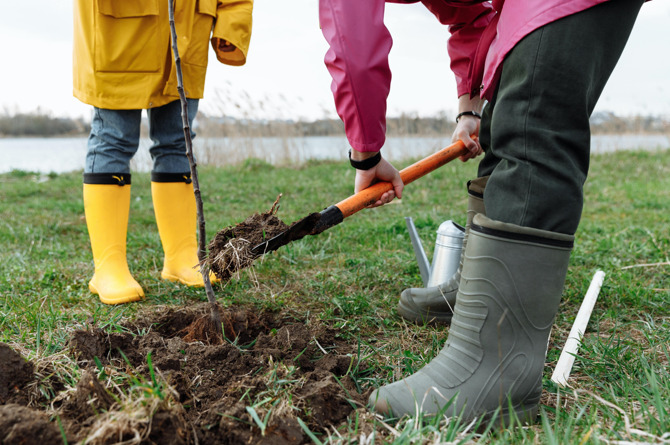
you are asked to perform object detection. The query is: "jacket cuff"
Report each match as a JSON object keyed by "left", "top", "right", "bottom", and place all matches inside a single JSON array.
[{"left": 212, "top": 0, "right": 253, "bottom": 66}]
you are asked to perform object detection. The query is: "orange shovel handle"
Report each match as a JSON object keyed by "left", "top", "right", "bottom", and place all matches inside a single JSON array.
[{"left": 334, "top": 140, "right": 468, "bottom": 218}]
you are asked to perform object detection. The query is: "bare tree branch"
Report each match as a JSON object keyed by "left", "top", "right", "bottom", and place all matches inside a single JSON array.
[{"left": 168, "top": 0, "right": 222, "bottom": 339}]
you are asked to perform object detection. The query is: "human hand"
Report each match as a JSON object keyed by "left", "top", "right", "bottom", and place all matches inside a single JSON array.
[
  {"left": 217, "top": 39, "right": 236, "bottom": 53},
  {"left": 353, "top": 156, "right": 404, "bottom": 208},
  {"left": 452, "top": 115, "right": 483, "bottom": 162},
  {"left": 453, "top": 94, "right": 485, "bottom": 162}
]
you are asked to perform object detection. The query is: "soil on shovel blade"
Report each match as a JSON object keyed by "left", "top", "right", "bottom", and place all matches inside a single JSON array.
[
  {"left": 206, "top": 195, "right": 321, "bottom": 284},
  {"left": 0, "top": 303, "right": 372, "bottom": 445},
  {"left": 206, "top": 210, "right": 288, "bottom": 283}
]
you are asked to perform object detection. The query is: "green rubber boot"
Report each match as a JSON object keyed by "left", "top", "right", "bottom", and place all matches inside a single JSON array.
[
  {"left": 397, "top": 176, "right": 488, "bottom": 325},
  {"left": 371, "top": 214, "right": 574, "bottom": 424}
]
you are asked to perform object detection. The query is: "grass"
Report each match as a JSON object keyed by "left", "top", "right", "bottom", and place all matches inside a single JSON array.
[{"left": 1, "top": 147, "right": 669, "bottom": 443}]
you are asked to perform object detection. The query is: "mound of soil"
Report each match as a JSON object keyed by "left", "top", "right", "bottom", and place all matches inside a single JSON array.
[{"left": 1, "top": 304, "right": 371, "bottom": 445}]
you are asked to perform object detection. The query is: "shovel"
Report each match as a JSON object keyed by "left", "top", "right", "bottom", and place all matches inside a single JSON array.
[{"left": 250, "top": 140, "right": 469, "bottom": 256}]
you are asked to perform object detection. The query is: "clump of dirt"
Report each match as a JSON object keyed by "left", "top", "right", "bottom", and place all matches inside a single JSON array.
[
  {"left": 0, "top": 404, "right": 64, "bottom": 445},
  {"left": 0, "top": 343, "right": 35, "bottom": 405},
  {"left": 60, "top": 370, "right": 115, "bottom": 423},
  {"left": 206, "top": 195, "right": 322, "bottom": 284},
  {"left": 69, "top": 326, "right": 134, "bottom": 365},
  {"left": 1, "top": 303, "right": 371, "bottom": 444}
]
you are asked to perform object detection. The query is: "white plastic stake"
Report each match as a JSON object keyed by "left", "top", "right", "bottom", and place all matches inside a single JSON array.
[{"left": 551, "top": 270, "right": 606, "bottom": 387}]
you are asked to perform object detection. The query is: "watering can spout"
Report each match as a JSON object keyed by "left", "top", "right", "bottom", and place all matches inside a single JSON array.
[{"left": 405, "top": 217, "right": 431, "bottom": 286}]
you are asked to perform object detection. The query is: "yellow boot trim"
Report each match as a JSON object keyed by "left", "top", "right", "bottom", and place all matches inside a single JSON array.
[
  {"left": 151, "top": 181, "right": 218, "bottom": 287},
  {"left": 83, "top": 184, "right": 144, "bottom": 304}
]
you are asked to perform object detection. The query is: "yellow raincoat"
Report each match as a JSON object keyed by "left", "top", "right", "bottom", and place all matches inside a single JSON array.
[{"left": 73, "top": 0, "right": 253, "bottom": 110}]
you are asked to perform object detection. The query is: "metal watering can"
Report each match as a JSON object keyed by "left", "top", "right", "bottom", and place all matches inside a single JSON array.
[{"left": 405, "top": 217, "right": 465, "bottom": 287}]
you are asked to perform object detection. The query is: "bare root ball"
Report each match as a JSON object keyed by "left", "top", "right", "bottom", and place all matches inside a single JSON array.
[{"left": 179, "top": 304, "right": 226, "bottom": 345}]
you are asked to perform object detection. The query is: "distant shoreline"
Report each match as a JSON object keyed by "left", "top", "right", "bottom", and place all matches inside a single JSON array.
[
  {"left": 1, "top": 134, "right": 668, "bottom": 175},
  {"left": 1, "top": 110, "right": 668, "bottom": 138}
]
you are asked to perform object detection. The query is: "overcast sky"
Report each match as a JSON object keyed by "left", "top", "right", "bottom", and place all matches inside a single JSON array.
[{"left": 2, "top": 1, "right": 669, "bottom": 121}]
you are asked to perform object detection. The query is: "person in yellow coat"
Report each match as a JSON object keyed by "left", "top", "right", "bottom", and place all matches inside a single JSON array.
[{"left": 73, "top": 0, "right": 253, "bottom": 305}]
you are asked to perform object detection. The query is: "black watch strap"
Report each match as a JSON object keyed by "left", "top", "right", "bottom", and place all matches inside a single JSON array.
[
  {"left": 455, "top": 110, "right": 482, "bottom": 123},
  {"left": 348, "top": 150, "right": 382, "bottom": 170}
]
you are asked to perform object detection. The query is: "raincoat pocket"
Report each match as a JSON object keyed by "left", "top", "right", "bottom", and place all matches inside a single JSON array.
[{"left": 95, "top": 0, "right": 162, "bottom": 73}]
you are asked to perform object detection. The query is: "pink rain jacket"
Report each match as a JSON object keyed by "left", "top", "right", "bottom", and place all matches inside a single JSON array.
[{"left": 319, "top": 0, "right": 609, "bottom": 152}]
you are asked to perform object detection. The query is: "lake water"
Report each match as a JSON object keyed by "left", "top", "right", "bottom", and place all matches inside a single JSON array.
[{"left": 1, "top": 134, "right": 668, "bottom": 174}]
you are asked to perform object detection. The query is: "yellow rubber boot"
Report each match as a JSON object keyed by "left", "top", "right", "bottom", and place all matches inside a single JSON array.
[
  {"left": 151, "top": 177, "right": 218, "bottom": 286},
  {"left": 83, "top": 179, "right": 144, "bottom": 305}
]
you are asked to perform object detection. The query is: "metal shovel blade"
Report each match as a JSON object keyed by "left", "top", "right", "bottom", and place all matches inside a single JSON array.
[
  {"left": 250, "top": 140, "right": 468, "bottom": 257},
  {"left": 250, "top": 212, "right": 322, "bottom": 256}
]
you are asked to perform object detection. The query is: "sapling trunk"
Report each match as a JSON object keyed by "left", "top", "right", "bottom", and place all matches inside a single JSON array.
[{"left": 168, "top": 0, "right": 222, "bottom": 339}]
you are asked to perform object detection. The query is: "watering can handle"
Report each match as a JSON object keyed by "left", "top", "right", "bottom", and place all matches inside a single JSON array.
[{"left": 334, "top": 140, "right": 468, "bottom": 218}]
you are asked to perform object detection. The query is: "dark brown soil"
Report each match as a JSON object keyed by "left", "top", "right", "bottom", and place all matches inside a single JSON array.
[
  {"left": 0, "top": 304, "right": 371, "bottom": 444},
  {"left": 0, "top": 404, "right": 63, "bottom": 445},
  {"left": 0, "top": 343, "right": 34, "bottom": 405},
  {"left": 206, "top": 196, "right": 322, "bottom": 284},
  {"left": 207, "top": 210, "right": 289, "bottom": 283}
]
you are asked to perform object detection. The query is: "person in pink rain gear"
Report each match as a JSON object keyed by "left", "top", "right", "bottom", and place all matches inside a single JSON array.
[{"left": 320, "top": 0, "right": 645, "bottom": 423}]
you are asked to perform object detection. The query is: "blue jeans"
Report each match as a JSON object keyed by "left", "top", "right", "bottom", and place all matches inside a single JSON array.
[{"left": 85, "top": 99, "right": 198, "bottom": 174}]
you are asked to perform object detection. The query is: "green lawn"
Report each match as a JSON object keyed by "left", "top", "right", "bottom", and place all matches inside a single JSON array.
[{"left": 1, "top": 148, "right": 668, "bottom": 443}]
